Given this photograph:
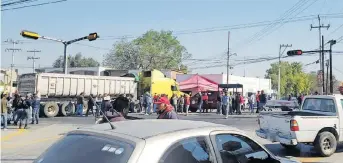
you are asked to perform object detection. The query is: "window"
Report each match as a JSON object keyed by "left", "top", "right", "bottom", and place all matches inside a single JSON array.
[
  {"left": 34, "top": 134, "right": 134, "bottom": 163},
  {"left": 215, "top": 134, "right": 271, "bottom": 163},
  {"left": 160, "top": 137, "right": 212, "bottom": 163},
  {"left": 143, "top": 71, "right": 151, "bottom": 77},
  {"left": 171, "top": 85, "right": 177, "bottom": 91},
  {"left": 302, "top": 98, "right": 336, "bottom": 113}
]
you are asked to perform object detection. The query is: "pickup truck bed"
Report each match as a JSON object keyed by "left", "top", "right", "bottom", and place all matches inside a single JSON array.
[{"left": 256, "top": 95, "right": 343, "bottom": 157}]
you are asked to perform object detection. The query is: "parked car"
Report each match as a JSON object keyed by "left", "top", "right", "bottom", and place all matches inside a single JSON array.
[
  {"left": 34, "top": 119, "right": 299, "bottom": 163},
  {"left": 256, "top": 94, "right": 343, "bottom": 157}
]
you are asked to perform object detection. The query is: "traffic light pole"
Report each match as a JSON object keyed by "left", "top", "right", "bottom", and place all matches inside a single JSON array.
[
  {"left": 278, "top": 44, "right": 292, "bottom": 99},
  {"left": 20, "top": 30, "right": 99, "bottom": 75},
  {"left": 328, "top": 40, "right": 337, "bottom": 94},
  {"left": 322, "top": 35, "right": 325, "bottom": 94}
]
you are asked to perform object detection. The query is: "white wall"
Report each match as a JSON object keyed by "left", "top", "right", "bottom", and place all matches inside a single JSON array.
[{"left": 176, "top": 74, "right": 272, "bottom": 94}]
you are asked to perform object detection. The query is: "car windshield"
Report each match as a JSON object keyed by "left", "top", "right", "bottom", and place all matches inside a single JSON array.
[
  {"left": 302, "top": 98, "right": 336, "bottom": 113},
  {"left": 34, "top": 134, "right": 135, "bottom": 163}
]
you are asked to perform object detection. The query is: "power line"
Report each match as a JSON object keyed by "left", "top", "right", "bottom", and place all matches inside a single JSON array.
[
  {"left": 1, "top": 0, "right": 67, "bottom": 11},
  {"left": 1, "top": 0, "right": 38, "bottom": 7}
]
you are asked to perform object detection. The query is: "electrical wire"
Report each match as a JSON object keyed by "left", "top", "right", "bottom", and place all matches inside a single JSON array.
[
  {"left": 1, "top": 0, "right": 39, "bottom": 7},
  {"left": 1, "top": 0, "right": 66, "bottom": 11}
]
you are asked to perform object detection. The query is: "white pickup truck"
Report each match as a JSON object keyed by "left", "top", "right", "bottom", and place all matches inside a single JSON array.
[{"left": 256, "top": 94, "right": 343, "bottom": 157}]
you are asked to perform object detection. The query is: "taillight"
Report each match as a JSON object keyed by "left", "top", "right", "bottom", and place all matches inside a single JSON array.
[{"left": 290, "top": 120, "right": 299, "bottom": 131}]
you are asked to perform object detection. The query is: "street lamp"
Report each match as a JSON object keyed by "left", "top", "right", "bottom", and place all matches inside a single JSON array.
[
  {"left": 20, "top": 30, "right": 99, "bottom": 74},
  {"left": 327, "top": 40, "right": 336, "bottom": 94}
]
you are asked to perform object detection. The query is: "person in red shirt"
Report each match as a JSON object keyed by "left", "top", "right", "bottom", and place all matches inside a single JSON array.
[
  {"left": 202, "top": 93, "right": 209, "bottom": 113},
  {"left": 256, "top": 91, "right": 260, "bottom": 113},
  {"left": 184, "top": 94, "right": 191, "bottom": 116}
]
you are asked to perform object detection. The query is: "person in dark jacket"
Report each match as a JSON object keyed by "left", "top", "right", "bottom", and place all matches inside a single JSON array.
[
  {"left": 31, "top": 93, "right": 40, "bottom": 124},
  {"left": 113, "top": 94, "right": 129, "bottom": 116},
  {"left": 16, "top": 95, "right": 30, "bottom": 129},
  {"left": 235, "top": 93, "right": 241, "bottom": 115},
  {"left": 102, "top": 95, "right": 113, "bottom": 112},
  {"left": 12, "top": 94, "right": 21, "bottom": 125},
  {"left": 155, "top": 96, "right": 178, "bottom": 119},
  {"left": 259, "top": 90, "right": 267, "bottom": 112},
  {"left": 76, "top": 92, "right": 84, "bottom": 116},
  {"left": 86, "top": 94, "right": 95, "bottom": 117}
]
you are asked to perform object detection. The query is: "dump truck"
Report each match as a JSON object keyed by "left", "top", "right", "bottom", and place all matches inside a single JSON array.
[{"left": 18, "top": 73, "right": 137, "bottom": 118}]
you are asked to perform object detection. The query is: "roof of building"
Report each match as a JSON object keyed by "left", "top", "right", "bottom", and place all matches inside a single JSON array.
[{"left": 78, "top": 119, "right": 233, "bottom": 139}]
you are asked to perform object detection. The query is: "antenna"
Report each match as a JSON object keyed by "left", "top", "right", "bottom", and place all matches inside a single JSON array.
[{"left": 93, "top": 96, "right": 118, "bottom": 130}]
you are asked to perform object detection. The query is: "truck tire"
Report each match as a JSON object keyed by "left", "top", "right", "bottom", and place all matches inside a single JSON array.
[
  {"left": 190, "top": 106, "right": 198, "bottom": 112},
  {"left": 43, "top": 102, "right": 59, "bottom": 118},
  {"left": 280, "top": 143, "right": 297, "bottom": 150},
  {"left": 314, "top": 131, "right": 337, "bottom": 157},
  {"left": 122, "top": 107, "right": 129, "bottom": 117},
  {"left": 60, "top": 102, "right": 75, "bottom": 116},
  {"left": 82, "top": 101, "right": 88, "bottom": 115}
]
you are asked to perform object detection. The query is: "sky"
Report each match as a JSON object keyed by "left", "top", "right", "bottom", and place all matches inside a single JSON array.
[{"left": 1, "top": 0, "right": 343, "bottom": 81}]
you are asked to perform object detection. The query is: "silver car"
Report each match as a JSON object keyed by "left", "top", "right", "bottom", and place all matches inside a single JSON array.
[{"left": 34, "top": 119, "right": 299, "bottom": 163}]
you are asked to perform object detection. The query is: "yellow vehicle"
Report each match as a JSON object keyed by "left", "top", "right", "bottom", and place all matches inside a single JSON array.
[{"left": 140, "top": 69, "right": 184, "bottom": 98}]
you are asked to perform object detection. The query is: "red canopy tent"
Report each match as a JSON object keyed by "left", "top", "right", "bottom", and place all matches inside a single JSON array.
[{"left": 179, "top": 74, "right": 219, "bottom": 94}]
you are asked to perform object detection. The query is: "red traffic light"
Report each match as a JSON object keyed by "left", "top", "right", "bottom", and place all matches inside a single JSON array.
[{"left": 287, "top": 50, "right": 303, "bottom": 56}]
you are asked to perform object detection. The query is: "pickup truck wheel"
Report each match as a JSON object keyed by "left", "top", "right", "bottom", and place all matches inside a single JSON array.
[
  {"left": 280, "top": 143, "right": 297, "bottom": 150},
  {"left": 315, "top": 131, "right": 337, "bottom": 157}
]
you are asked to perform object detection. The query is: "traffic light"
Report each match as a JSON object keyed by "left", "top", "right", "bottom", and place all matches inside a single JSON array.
[
  {"left": 87, "top": 33, "right": 98, "bottom": 41},
  {"left": 20, "top": 30, "right": 40, "bottom": 40},
  {"left": 287, "top": 50, "right": 303, "bottom": 56}
]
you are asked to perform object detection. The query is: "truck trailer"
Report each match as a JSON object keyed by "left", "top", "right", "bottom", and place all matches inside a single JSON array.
[{"left": 18, "top": 73, "right": 137, "bottom": 118}]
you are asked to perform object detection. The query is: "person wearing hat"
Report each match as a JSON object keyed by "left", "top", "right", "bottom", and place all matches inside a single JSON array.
[
  {"left": 155, "top": 96, "right": 178, "bottom": 119},
  {"left": 1, "top": 92, "right": 9, "bottom": 130}
]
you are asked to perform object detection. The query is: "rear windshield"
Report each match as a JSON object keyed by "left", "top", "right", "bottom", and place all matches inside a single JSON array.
[
  {"left": 302, "top": 98, "right": 336, "bottom": 113},
  {"left": 34, "top": 134, "right": 134, "bottom": 163}
]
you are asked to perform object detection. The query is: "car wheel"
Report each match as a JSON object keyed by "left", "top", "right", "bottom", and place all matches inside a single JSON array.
[{"left": 315, "top": 131, "right": 337, "bottom": 157}]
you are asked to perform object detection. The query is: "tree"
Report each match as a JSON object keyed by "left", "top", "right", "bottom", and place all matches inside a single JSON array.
[
  {"left": 265, "top": 61, "right": 312, "bottom": 97},
  {"left": 103, "top": 30, "right": 191, "bottom": 70},
  {"left": 52, "top": 53, "right": 99, "bottom": 68}
]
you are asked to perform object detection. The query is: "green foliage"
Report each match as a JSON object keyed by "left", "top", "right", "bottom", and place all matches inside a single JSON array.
[
  {"left": 265, "top": 61, "right": 312, "bottom": 96},
  {"left": 103, "top": 30, "right": 191, "bottom": 71},
  {"left": 52, "top": 53, "right": 100, "bottom": 68}
]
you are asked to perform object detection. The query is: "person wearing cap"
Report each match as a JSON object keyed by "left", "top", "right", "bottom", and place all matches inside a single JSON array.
[
  {"left": 1, "top": 92, "right": 9, "bottom": 130},
  {"left": 31, "top": 93, "right": 40, "bottom": 124},
  {"left": 155, "top": 97, "right": 178, "bottom": 119}
]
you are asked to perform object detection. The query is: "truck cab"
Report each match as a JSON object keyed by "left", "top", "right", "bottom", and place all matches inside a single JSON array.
[
  {"left": 141, "top": 70, "right": 183, "bottom": 98},
  {"left": 256, "top": 94, "right": 343, "bottom": 157}
]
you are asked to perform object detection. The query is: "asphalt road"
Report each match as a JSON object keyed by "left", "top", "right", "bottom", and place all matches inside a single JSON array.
[{"left": 1, "top": 113, "right": 342, "bottom": 163}]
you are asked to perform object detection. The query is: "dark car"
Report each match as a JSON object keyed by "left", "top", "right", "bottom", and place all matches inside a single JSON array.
[{"left": 189, "top": 91, "right": 219, "bottom": 112}]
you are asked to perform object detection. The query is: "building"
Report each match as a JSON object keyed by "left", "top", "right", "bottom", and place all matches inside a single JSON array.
[
  {"left": 35, "top": 67, "right": 129, "bottom": 76},
  {"left": 35, "top": 67, "right": 184, "bottom": 80},
  {"left": 176, "top": 73, "right": 273, "bottom": 95},
  {"left": 0, "top": 68, "right": 18, "bottom": 93}
]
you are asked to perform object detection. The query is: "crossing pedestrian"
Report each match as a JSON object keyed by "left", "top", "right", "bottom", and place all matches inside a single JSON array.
[
  {"left": 156, "top": 96, "right": 178, "bottom": 119},
  {"left": 76, "top": 92, "right": 84, "bottom": 116},
  {"left": 31, "top": 93, "right": 40, "bottom": 124},
  {"left": 184, "top": 94, "right": 190, "bottom": 116},
  {"left": 1, "top": 92, "right": 9, "bottom": 130}
]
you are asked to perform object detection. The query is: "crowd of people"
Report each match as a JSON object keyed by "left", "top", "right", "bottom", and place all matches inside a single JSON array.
[{"left": 1, "top": 91, "right": 41, "bottom": 130}]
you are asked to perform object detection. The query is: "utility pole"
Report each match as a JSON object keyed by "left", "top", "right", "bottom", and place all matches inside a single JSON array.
[
  {"left": 325, "top": 59, "right": 329, "bottom": 95},
  {"left": 278, "top": 44, "right": 292, "bottom": 99},
  {"left": 227, "top": 31, "right": 230, "bottom": 85},
  {"left": 310, "top": 15, "right": 330, "bottom": 94},
  {"left": 4, "top": 39, "right": 21, "bottom": 96},
  {"left": 27, "top": 49, "right": 41, "bottom": 73},
  {"left": 328, "top": 40, "right": 337, "bottom": 94},
  {"left": 322, "top": 35, "right": 325, "bottom": 94}
]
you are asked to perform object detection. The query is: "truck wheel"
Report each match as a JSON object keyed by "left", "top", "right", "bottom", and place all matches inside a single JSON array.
[
  {"left": 60, "top": 102, "right": 75, "bottom": 116},
  {"left": 280, "top": 143, "right": 297, "bottom": 150},
  {"left": 82, "top": 102, "right": 88, "bottom": 115},
  {"left": 122, "top": 107, "right": 129, "bottom": 117},
  {"left": 44, "top": 102, "right": 59, "bottom": 118},
  {"left": 189, "top": 106, "right": 198, "bottom": 112},
  {"left": 315, "top": 131, "right": 337, "bottom": 157}
]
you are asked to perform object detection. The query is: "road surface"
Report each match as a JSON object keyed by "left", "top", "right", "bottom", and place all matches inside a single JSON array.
[{"left": 1, "top": 113, "right": 342, "bottom": 163}]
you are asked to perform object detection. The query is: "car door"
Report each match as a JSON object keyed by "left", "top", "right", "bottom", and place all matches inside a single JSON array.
[
  {"left": 209, "top": 130, "right": 280, "bottom": 163},
  {"left": 158, "top": 136, "right": 217, "bottom": 163}
]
